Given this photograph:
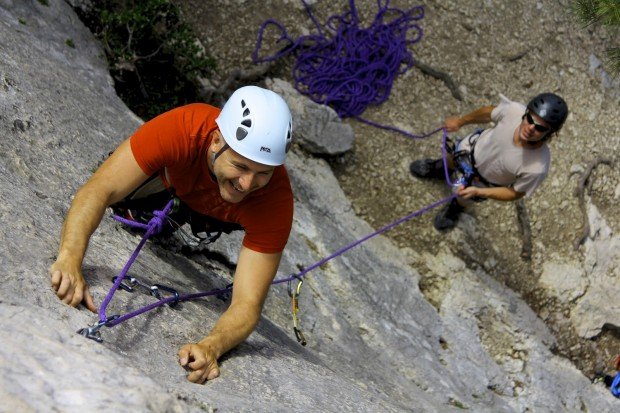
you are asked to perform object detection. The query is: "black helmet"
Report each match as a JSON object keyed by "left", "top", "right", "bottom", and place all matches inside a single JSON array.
[{"left": 527, "top": 93, "right": 568, "bottom": 131}]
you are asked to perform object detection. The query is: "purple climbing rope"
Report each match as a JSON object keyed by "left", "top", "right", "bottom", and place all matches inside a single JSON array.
[
  {"left": 275, "top": 194, "right": 453, "bottom": 286},
  {"left": 86, "top": 127, "right": 455, "bottom": 332},
  {"left": 253, "top": 0, "right": 425, "bottom": 138},
  {"left": 98, "top": 199, "right": 174, "bottom": 323},
  {"left": 275, "top": 126, "right": 457, "bottom": 286}
]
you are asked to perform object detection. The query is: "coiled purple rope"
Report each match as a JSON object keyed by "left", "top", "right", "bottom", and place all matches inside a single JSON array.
[{"left": 253, "top": 0, "right": 425, "bottom": 137}]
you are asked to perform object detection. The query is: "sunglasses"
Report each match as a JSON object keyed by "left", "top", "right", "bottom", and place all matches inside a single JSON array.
[{"left": 522, "top": 111, "right": 550, "bottom": 133}]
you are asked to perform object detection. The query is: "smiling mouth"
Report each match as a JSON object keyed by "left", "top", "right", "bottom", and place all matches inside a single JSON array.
[{"left": 231, "top": 181, "right": 244, "bottom": 193}]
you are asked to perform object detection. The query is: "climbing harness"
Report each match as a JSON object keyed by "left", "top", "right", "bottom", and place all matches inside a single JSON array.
[
  {"left": 451, "top": 129, "right": 481, "bottom": 191},
  {"left": 450, "top": 130, "right": 480, "bottom": 185},
  {"left": 78, "top": 128, "right": 459, "bottom": 345},
  {"left": 114, "top": 191, "right": 241, "bottom": 248},
  {"left": 253, "top": 0, "right": 426, "bottom": 139},
  {"left": 449, "top": 129, "right": 502, "bottom": 204}
]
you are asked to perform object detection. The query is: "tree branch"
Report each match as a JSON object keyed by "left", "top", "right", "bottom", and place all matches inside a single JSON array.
[
  {"left": 515, "top": 199, "right": 532, "bottom": 260},
  {"left": 195, "top": 63, "right": 273, "bottom": 104},
  {"left": 413, "top": 60, "right": 463, "bottom": 101},
  {"left": 572, "top": 157, "right": 614, "bottom": 250}
]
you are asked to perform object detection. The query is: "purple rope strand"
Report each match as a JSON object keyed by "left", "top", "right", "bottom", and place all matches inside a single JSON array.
[
  {"left": 105, "top": 286, "right": 232, "bottom": 326},
  {"left": 441, "top": 127, "right": 457, "bottom": 186},
  {"left": 98, "top": 200, "right": 174, "bottom": 323},
  {"left": 274, "top": 193, "right": 455, "bottom": 286},
  {"left": 104, "top": 190, "right": 454, "bottom": 326},
  {"left": 97, "top": 128, "right": 453, "bottom": 328},
  {"left": 275, "top": 127, "right": 454, "bottom": 285}
]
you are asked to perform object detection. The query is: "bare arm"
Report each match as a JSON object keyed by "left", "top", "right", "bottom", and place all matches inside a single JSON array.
[
  {"left": 178, "top": 246, "right": 282, "bottom": 384},
  {"left": 444, "top": 105, "right": 495, "bottom": 133},
  {"left": 49, "top": 138, "right": 149, "bottom": 310},
  {"left": 457, "top": 185, "right": 525, "bottom": 202}
]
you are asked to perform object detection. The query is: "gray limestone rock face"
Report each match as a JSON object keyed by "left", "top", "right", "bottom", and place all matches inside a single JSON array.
[
  {"left": 0, "top": 1, "right": 617, "bottom": 412},
  {"left": 267, "top": 77, "right": 354, "bottom": 156}
]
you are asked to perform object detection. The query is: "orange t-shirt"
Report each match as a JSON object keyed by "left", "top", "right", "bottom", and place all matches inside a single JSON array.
[{"left": 129, "top": 103, "right": 293, "bottom": 254}]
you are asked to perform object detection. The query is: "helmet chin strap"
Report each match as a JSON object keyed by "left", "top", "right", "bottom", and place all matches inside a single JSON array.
[
  {"left": 209, "top": 142, "right": 229, "bottom": 181},
  {"left": 212, "top": 142, "right": 229, "bottom": 164}
]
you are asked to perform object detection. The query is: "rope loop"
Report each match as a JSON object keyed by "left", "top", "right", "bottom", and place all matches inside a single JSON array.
[{"left": 253, "top": 0, "right": 424, "bottom": 119}]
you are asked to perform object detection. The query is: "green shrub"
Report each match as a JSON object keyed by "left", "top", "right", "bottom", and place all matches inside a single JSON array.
[
  {"left": 571, "top": 0, "right": 620, "bottom": 75},
  {"left": 75, "top": 0, "right": 216, "bottom": 119}
]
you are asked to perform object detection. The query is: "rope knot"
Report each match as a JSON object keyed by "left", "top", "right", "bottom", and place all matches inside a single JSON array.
[{"left": 147, "top": 209, "right": 167, "bottom": 234}]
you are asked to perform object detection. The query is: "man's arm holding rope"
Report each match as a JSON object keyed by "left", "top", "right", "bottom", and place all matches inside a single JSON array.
[
  {"left": 457, "top": 185, "right": 525, "bottom": 202},
  {"left": 444, "top": 105, "right": 495, "bottom": 132},
  {"left": 178, "top": 246, "right": 281, "bottom": 384},
  {"left": 49, "top": 139, "right": 148, "bottom": 312}
]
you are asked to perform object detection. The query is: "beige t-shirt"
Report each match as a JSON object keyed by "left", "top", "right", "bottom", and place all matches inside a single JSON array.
[{"left": 458, "top": 95, "right": 550, "bottom": 197}]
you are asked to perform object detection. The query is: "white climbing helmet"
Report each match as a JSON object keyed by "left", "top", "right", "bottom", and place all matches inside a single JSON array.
[{"left": 215, "top": 85, "right": 293, "bottom": 166}]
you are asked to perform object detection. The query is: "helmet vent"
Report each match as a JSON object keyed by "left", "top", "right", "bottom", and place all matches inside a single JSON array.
[
  {"left": 243, "top": 108, "right": 250, "bottom": 117},
  {"left": 241, "top": 119, "right": 252, "bottom": 127},
  {"left": 284, "top": 122, "right": 292, "bottom": 153},
  {"left": 236, "top": 127, "right": 248, "bottom": 140},
  {"left": 241, "top": 100, "right": 246, "bottom": 108}
]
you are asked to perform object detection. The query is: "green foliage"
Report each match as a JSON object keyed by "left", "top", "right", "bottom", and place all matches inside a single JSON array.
[
  {"left": 607, "top": 46, "right": 620, "bottom": 74},
  {"left": 36, "top": 0, "right": 49, "bottom": 6},
  {"left": 18, "top": 18, "right": 27, "bottom": 25},
  {"left": 76, "top": 0, "right": 215, "bottom": 120},
  {"left": 448, "top": 398, "right": 469, "bottom": 409},
  {"left": 65, "top": 39, "right": 75, "bottom": 48},
  {"left": 571, "top": 0, "right": 620, "bottom": 75}
]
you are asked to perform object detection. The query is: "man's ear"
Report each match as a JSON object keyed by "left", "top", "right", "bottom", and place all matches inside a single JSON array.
[{"left": 210, "top": 129, "right": 223, "bottom": 151}]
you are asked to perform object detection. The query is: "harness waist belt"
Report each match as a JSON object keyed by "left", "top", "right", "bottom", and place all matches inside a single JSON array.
[{"left": 465, "top": 130, "right": 501, "bottom": 187}]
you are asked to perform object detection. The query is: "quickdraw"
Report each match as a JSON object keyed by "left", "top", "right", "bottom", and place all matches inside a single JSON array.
[
  {"left": 288, "top": 275, "right": 306, "bottom": 346},
  {"left": 112, "top": 275, "right": 180, "bottom": 307}
]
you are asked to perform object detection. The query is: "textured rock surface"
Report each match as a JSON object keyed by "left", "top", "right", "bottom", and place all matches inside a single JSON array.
[
  {"left": 174, "top": 0, "right": 620, "bottom": 377},
  {"left": 267, "top": 78, "right": 354, "bottom": 156},
  {"left": 0, "top": 1, "right": 618, "bottom": 412}
]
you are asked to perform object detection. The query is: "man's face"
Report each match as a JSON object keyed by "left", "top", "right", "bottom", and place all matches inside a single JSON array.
[
  {"left": 209, "top": 132, "right": 275, "bottom": 204},
  {"left": 518, "top": 111, "right": 551, "bottom": 144}
]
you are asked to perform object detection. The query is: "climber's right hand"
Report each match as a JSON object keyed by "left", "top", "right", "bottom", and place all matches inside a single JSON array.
[{"left": 49, "top": 259, "right": 97, "bottom": 312}]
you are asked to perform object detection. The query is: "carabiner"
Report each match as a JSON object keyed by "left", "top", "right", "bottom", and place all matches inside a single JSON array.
[
  {"left": 294, "top": 327, "right": 307, "bottom": 346},
  {"left": 77, "top": 315, "right": 120, "bottom": 343},
  {"left": 151, "top": 284, "right": 180, "bottom": 307},
  {"left": 112, "top": 275, "right": 136, "bottom": 292},
  {"left": 287, "top": 276, "right": 306, "bottom": 346}
]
